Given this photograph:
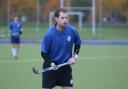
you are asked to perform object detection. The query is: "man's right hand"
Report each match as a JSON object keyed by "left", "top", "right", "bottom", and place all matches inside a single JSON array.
[
  {"left": 19, "top": 31, "right": 23, "bottom": 35},
  {"left": 51, "top": 62, "right": 59, "bottom": 70}
]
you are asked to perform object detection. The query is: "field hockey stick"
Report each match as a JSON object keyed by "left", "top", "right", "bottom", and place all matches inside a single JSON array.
[
  {"left": 32, "top": 49, "right": 80, "bottom": 74},
  {"left": 32, "top": 62, "right": 70, "bottom": 74}
]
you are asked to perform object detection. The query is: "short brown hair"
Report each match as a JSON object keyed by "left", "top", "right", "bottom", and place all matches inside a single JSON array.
[{"left": 54, "top": 8, "right": 67, "bottom": 17}]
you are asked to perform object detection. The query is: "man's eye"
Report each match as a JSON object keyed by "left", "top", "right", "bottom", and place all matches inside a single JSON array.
[{"left": 61, "top": 17, "right": 68, "bottom": 19}]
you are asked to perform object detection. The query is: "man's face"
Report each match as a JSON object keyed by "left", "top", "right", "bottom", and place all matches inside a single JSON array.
[
  {"left": 55, "top": 12, "right": 69, "bottom": 28},
  {"left": 14, "top": 16, "right": 18, "bottom": 21}
]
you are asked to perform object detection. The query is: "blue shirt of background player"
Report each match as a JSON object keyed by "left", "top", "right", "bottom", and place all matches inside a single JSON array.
[
  {"left": 9, "top": 20, "right": 22, "bottom": 37},
  {"left": 41, "top": 24, "right": 81, "bottom": 64}
]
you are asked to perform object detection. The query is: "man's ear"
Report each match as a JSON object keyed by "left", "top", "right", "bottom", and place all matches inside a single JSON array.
[{"left": 54, "top": 17, "right": 58, "bottom": 22}]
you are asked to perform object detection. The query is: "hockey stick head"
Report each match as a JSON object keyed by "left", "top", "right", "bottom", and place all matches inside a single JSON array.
[{"left": 32, "top": 67, "right": 40, "bottom": 74}]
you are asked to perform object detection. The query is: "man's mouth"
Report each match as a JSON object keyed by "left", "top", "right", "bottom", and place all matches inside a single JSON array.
[{"left": 63, "top": 23, "right": 67, "bottom": 25}]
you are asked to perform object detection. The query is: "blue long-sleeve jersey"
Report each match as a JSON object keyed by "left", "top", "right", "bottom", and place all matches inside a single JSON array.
[
  {"left": 41, "top": 24, "right": 81, "bottom": 64},
  {"left": 9, "top": 20, "right": 22, "bottom": 37}
]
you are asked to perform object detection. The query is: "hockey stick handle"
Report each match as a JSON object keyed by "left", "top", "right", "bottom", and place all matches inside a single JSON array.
[
  {"left": 42, "top": 62, "right": 70, "bottom": 72},
  {"left": 57, "top": 62, "right": 70, "bottom": 67},
  {"left": 32, "top": 62, "right": 70, "bottom": 74}
]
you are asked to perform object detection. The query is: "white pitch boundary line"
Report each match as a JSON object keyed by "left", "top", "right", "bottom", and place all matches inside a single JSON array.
[
  {"left": 83, "top": 55, "right": 128, "bottom": 60},
  {"left": 0, "top": 55, "right": 128, "bottom": 64},
  {"left": 0, "top": 59, "right": 42, "bottom": 64}
]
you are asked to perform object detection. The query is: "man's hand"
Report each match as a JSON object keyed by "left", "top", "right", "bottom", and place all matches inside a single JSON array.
[
  {"left": 19, "top": 31, "right": 23, "bottom": 35},
  {"left": 51, "top": 62, "right": 59, "bottom": 70},
  {"left": 68, "top": 56, "right": 77, "bottom": 65},
  {"left": 19, "top": 29, "right": 23, "bottom": 35}
]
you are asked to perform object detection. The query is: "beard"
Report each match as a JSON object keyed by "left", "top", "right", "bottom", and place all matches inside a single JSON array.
[
  {"left": 62, "top": 23, "right": 67, "bottom": 28},
  {"left": 56, "top": 22, "right": 68, "bottom": 32}
]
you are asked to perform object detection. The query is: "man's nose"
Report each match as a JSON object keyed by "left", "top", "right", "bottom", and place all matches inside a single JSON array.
[{"left": 64, "top": 18, "right": 68, "bottom": 22}]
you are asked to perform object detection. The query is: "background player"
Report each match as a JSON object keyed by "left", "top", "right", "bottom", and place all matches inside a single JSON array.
[{"left": 9, "top": 15, "right": 23, "bottom": 60}]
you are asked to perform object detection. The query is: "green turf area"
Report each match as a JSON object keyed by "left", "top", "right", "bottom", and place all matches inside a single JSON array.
[
  {"left": 0, "top": 44, "right": 128, "bottom": 89},
  {"left": 0, "top": 25, "right": 128, "bottom": 40}
]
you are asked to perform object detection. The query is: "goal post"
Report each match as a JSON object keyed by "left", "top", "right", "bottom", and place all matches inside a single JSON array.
[
  {"left": 49, "top": 11, "right": 83, "bottom": 28},
  {"left": 49, "top": 0, "right": 97, "bottom": 35}
]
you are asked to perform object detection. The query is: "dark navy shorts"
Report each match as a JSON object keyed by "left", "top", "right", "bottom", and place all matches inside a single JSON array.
[
  {"left": 42, "top": 62, "right": 73, "bottom": 88},
  {"left": 11, "top": 35, "right": 20, "bottom": 44}
]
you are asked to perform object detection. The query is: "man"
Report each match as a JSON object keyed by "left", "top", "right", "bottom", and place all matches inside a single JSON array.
[
  {"left": 9, "top": 15, "right": 23, "bottom": 60},
  {"left": 41, "top": 8, "right": 81, "bottom": 89}
]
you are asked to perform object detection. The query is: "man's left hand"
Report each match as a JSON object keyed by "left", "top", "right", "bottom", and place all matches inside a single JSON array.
[{"left": 68, "top": 56, "right": 77, "bottom": 65}]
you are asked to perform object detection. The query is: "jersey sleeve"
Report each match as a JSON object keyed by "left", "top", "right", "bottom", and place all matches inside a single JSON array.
[
  {"left": 74, "top": 29, "right": 81, "bottom": 45},
  {"left": 19, "top": 22, "right": 22, "bottom": 30},
  {"left": 41, "top": 32, "right": 51, "bottom": 53}
]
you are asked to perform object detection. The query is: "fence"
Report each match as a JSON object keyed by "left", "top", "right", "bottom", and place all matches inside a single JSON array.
[{"left": 0, "top": 0, "right": 128, "bottom": 44}]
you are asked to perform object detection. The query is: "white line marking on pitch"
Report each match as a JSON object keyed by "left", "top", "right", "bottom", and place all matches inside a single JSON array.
[
  {"left": 0, "top": 59, "right": 42, "bottom": 64},
  {"left": 0, "top": 55, "right": 128, "bottom": 64},
  {"left": 83, "top": 55, "right": 128, "bottom": 60}
]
